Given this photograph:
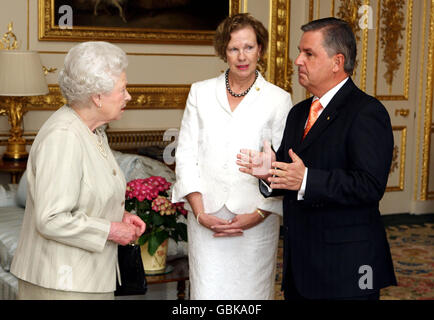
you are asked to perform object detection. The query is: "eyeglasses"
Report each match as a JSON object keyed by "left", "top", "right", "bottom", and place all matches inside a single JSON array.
[{"left": 226, "top": 45, "right": 257, "bottom": 56}]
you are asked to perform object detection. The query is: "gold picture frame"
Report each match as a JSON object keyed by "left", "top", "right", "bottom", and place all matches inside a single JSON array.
[{"left": 39, "top": 0, "right": 241, "bottom": 44}]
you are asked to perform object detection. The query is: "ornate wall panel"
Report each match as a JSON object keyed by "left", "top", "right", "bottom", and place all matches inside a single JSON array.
[
  {"left": 386, "top": 126, "right": 407, "bottom": 191},
  {"left": 374, "top": 0, "right": 413, "bottom": 100},
  {"left": 420, "top": 0, "right": 434, "bottom": 200},
  {"left": 268, "top": 0, "right": 293, "bottom": 93}
]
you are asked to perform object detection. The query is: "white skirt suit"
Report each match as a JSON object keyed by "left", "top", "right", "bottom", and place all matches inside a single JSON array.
[
  {"left": 11, "top": 106, "right": 126, "bottom": 298},
  {"left": 172, "top": 72, "right": 292, "bottom": 299}
]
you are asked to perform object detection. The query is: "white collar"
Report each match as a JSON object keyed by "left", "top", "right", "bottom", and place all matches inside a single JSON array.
[{"left": 313, "top": 77, "right": 349, "bottom": 108}]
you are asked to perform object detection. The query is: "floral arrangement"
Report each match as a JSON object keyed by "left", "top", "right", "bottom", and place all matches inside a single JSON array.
[{"left": 125, "top": 176, "right": 188, "bottom": 255}]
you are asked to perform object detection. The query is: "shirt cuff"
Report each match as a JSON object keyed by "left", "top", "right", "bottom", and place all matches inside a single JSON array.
[
  {"left": 260, "top": 179, "right": 272, "bottom": 193},
  {"left": 297, "top": 167, "right": 308, "bottom": 200}
]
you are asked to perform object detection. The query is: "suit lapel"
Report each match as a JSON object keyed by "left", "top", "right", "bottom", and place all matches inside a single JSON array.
[{"left": 297, "top": 78, "right": 357, "bottom": 154}]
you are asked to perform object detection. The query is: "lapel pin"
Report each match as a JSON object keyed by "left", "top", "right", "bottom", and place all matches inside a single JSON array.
[
  {"left": 327, "top": 116, "right": 330, "bottom": 120},
  {"left": 256, "top": 87, "right": 260, "bottom": 91}
]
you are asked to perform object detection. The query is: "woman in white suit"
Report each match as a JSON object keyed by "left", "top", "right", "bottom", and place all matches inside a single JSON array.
[
  {"left": 172, "top": 13, "right": 293, "bottom": 299},
  {"left": 10, "top": 42, "right": 146, "bottom": 300}
]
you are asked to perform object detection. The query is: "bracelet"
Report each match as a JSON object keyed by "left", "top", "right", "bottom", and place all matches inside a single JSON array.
[
  {"left": 256, "top": 209, "right": 266, "bottom": 219},
  {"left": 196, "top": 212, "right": 202, "bottom": 225}
]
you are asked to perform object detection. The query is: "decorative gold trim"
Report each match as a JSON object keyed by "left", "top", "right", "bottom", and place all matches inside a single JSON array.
[
  {"left": 0, "top": 22, "right": 18, "bottom": 50},
  {"left": 429, "top": 125, "right": 434, "bottom": 198},
  {"left": 0, "top": 130, "right": 168, "bottom": 151},
  {"left": 374, "top": 0, "right": 412, "bottom": 100},
  {"left": 386, "top": 126, "right": 407, "bottom": 192},
  {"left": 37, "top": 50, "right": 216, "bottom": 57},
  {"left": 230, "top": 0, "right": 242, "bottom": 16},
  {"left": 27, "top": 0, "right": 30, "bottom": 50},
  {"left": 39, "top": 0, "right": 241, "bottom": 45},
  {"left": 420, "top": 0, "right": 434, "bottom": 200},
  {"left": 414, "top": 0, "right": 428, "bottom": 201},
  {"left": 309, "top": 0, "right": 314, "bottom": 22},
  {"left": 336, "top": 0, "right": 363, "bottom": 77},
  {"left": 268, "top": 0, "right": 293, "bottom": 93},
  {"left": 360, "top": 0, "right": 369, "bottom": 92},
  {"left": 24, "top": 84, "right": 190, "bottom": 110}
]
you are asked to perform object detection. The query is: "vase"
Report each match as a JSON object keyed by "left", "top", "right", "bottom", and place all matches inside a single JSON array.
[{"left": 140, "top": 239, "right": 168, "bottom": 274}]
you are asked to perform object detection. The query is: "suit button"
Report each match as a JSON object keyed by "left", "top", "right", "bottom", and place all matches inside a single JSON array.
[
  {"left": 113, "top": 169, "right": 117, "bottom": 176},
  {"left": 223, "top": 164, "right": 228, "bottom": 169},
  {"left": 121, "top": 201, "right": 125, "bottom": 206}
]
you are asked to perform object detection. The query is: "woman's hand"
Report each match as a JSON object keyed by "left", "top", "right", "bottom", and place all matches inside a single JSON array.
[
  {"left": 108, "top": 222, "right": 139, "bottom": 245},
  {"left": 122, "top": 211, "right": 146, "bottom": 238},
  {"left": 198, "top": 213, "right": 243, "bottom": 237},
  {"left": 211, "top": 209, "right": 269, "bottom": 237}
]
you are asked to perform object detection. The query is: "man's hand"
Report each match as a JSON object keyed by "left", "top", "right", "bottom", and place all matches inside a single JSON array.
[
  {"left": 268, "top": 149, "right": 306, "bottom": 191},
  {"left": 237, "top": 140, "right": 275, "bottom": 180}
]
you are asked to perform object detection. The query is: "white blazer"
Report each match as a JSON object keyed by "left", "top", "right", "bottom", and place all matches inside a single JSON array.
[
  {"left": 11, "top": 106, "right": 126, "bottom": 293},
  {"left": 172, "top": 72, "right": 292, "bottom": 215}
]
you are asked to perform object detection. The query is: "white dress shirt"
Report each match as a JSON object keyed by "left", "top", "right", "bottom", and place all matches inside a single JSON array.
[{"left": 297, "top": 77, "right": 349, "bottom": 199}]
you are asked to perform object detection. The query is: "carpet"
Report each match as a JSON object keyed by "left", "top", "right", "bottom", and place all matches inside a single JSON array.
[{"left": 274, "top": 214, "right": 434, "bottom": 300}]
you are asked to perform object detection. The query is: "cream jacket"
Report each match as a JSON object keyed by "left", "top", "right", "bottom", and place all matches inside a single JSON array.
[
  {"left": 11, "top": 106, "right": 126, "bottom": 293},
  {"left": 172, "top": 72, "right": 292, "bottom": 215}
]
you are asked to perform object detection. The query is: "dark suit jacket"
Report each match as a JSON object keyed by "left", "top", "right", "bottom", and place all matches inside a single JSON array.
[{"left": 261, "top": 78, "right": 397, "bottom": 299}]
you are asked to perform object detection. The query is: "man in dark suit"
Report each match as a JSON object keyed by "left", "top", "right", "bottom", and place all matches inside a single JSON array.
[{"left": 237, "top": 17, "right": 396, "bottom": 300}]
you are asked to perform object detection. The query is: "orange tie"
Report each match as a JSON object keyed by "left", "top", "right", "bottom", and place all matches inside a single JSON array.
[{"left": 303, "top": 99, "right": 323, "bottom": 139}]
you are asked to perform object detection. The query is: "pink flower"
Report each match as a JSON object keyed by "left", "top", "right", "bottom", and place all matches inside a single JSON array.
[
  {"left": 151, "top": 196, "right": 176, "bottom": 215},
  {"left": 174, "top": 202, "right": 188, "bottom": 216}
]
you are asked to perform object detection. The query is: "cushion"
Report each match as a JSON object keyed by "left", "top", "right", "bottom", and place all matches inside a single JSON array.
[
  {"left": 0, "top": 207, "right": 24, "bottom": 271},
  {"left": 112, "top": 149, "right": 175, "bottom": 184},
  {"left": 0, "top": 184, "right": 18, "bottom": 207},
  {"left": 16, "top": 170, "right": 27, "bottom": 208}
]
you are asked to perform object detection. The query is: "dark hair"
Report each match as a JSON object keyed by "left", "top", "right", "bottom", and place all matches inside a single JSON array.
[
  {"left": 301, "top": 17, "right": 357, "bottom": 75},
  {"left": 214, "top": 13, "right": 268, "bottom": 64}
]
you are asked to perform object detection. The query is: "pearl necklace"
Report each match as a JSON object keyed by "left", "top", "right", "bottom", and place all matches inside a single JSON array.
[
  {"left": 225, "top": 69, "right": 258, "bottom": 98},
  {"left": 94, "top": 128, "right": 108, "bottom": 159}
]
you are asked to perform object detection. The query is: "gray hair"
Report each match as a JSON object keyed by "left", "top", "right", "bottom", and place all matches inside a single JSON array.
[
  {"left": 58, "top": 41, "right": 128, "bottom": 106},
  {"left": 301, "top": 17, "right": 357, "bottom": 75}
]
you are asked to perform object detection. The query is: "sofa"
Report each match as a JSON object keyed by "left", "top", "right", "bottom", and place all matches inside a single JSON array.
[{"left": 0, "top": 150, "right": 187, "bottom": 300}]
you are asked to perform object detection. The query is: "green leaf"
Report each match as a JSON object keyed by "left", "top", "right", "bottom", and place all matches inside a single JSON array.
[
  {"left": 138, "top": 233, "right": 150, "bottom": 246},
  {"left": 148, "top": 230, "right": 169, "bottom": 255},
  {"left": 151, "top": 213, "right": 165, "bottom": 227}
]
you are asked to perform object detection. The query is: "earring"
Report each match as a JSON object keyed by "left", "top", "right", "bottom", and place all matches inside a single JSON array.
[{"left": 98, "top": 103, "right": 102, "bottom": 108}]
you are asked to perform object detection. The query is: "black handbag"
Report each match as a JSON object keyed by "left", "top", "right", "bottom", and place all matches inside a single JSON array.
[{"left": 115, "top": 244, "right": 147, "bottom": 296}]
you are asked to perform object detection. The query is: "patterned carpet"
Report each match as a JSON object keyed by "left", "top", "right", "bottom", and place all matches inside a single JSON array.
[{"left": 274, "top": 216, "right": 434, "bottom": 300}]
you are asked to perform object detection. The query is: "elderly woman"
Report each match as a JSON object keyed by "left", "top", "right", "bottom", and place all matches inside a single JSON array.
[
  {"left": 172, "top": 13, "right": 293, "bottom": 299},
  {"left": 10, "top": 41, "right": 145, "bottom": 300}
]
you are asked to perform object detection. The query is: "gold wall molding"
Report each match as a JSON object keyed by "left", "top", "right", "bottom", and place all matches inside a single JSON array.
[
  {"left": 374, "top": 0, "right": 413, "bottom": 100},
  {"left": 24, "top": 85, "right": 190, "bottom": 110},
  {"left": 328, "top": 0, "right": 368, "bottom": 91},
  {"left": 39, "top": 0, "right": 241, "bottom": 45},
  {"left": 414, "top": 0, "right": 428, "bottom": 201},
  {"left": 269, "top": 0, "right": 293, "bottom": 93},
  {"left": 0, "top": 130, "right": 168, "bottom": 150},
  {"left": 421, "top": 0, "right": 434, "bottom": 200},
  {"left": 386, "top": 125, "right": 407, "bottom": 192}
]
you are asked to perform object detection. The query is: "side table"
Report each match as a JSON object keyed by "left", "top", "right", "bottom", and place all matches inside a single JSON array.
[
  {"left": 0, "top": 159, "right": 26, "bottom": 184},
  {"left": 146, "top": 257, "right": 189, "bottom": 300}
]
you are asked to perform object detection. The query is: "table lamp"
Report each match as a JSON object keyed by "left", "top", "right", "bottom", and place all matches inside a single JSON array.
[{"left": 0, "top": 50, "right": 49, "bottom": 161}]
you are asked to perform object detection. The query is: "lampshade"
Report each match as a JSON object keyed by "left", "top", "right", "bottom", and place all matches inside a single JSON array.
[{"left": 0, "top": 50, "right": 48, "bottom": 96}]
